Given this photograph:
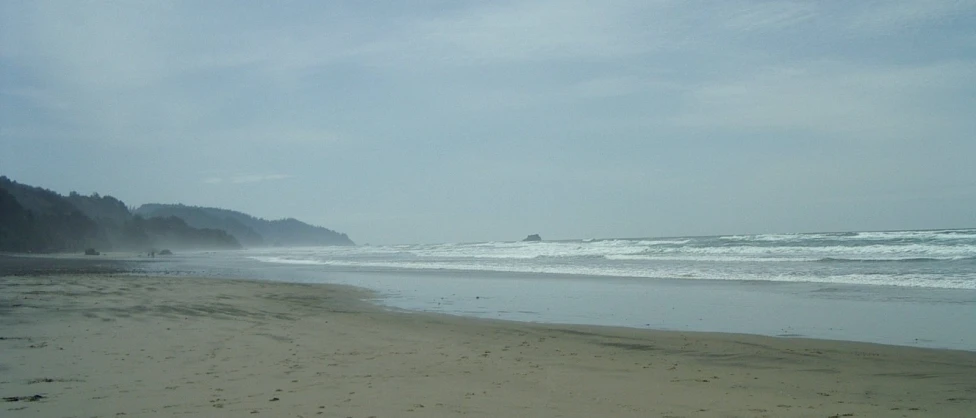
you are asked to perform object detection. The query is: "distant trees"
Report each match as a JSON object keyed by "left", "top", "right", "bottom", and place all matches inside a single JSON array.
[
  {"left": 134, "top": 204, "right": 265, "bottom": 246},
  {"left": 135, "top": 215, "right": 240, "bottom": 249},
  {"left": 0, "top": 187, "right": 37, "bottom": 252},
  {"left": 135, "top": 204, "right": 354, "bottom": 246},
  {"left": 0, "top": 177, "right": 103, "bottom": 252},
  {"left": 121, "top": 215, "right": 151, "bottom": 249}
]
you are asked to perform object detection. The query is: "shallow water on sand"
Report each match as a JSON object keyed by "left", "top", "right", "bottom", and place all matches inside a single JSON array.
[{"left": 141, "top": 251, "right": 976, "bottom": 351}]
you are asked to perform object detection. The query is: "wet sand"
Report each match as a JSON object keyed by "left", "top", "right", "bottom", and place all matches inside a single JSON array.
[
  {"left": 0, "top": 253, "right": 138, "bottom": 276},
  {"left": 1, "top": 268, "right": 975, "bottom": 417}
]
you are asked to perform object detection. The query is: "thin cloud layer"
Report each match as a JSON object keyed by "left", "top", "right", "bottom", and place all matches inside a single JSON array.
[{"left": 204, "top": 174, "right": 294, "bottom": 185}]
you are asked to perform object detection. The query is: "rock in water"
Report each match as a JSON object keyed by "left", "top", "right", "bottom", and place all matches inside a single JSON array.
[{"left": 523, "top": 234, "right": 542, "bottom": 242}]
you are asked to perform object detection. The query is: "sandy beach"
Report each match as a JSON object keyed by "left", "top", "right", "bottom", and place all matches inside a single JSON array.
[{"left": 2, "top": 267, "right": 975, "bottom": 417}]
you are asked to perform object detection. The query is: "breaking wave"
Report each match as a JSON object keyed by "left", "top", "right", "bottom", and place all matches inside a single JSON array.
[{"left": 246, "top": 228, "right": 976, "bottom": 289}]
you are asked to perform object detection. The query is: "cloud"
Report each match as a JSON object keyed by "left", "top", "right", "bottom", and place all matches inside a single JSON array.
[
  {"left": 6, "top": 0, "right": 974, "bottom": 145},
  {"left": 203, "top": 174, "right": 294, "bottom": 185},
  {"left": 670, "top": 60, "right": 976, "bottom": 140},
  {"left": 365, "top": 0, "right": 666, "bottom": 65},
  {"left": 233, "top": 174, "right": 293, "bottom": 184},
  {"left": 722, "top": 1, "right": 819, "bottom": 32},
  {"left": 843, "top": 0, "right": 976, "bottom": 35},
  {"left": 571, "top": 76, "right": 682, "bottom": 99}
]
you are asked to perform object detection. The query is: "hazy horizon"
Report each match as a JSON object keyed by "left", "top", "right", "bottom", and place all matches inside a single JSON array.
[
  {"left": 3, "top": 173, "right": 975, "bottom": 245},
  {"left": 3, "top": 1, "right": 975, "bottom": 245}
]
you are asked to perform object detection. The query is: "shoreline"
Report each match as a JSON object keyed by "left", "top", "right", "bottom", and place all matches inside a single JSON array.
[
  {"left": 2, "top": 268, "right": 975, "bottom": 416},
  {"left": 6, "top": 253, "right": 976, "bottom": 351}
]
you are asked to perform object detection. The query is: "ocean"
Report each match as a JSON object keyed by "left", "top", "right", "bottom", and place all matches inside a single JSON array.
[
  {"left": 154, "top": 228, "right": 976, "bottom": 350},
  {"left": 247, "top": 228, "right": 976, "bottom": 289}
]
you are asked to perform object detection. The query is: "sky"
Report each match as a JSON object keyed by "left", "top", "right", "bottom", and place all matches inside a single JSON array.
[{"left": 2, "top": 0, "right": 975, "bottom": 244}]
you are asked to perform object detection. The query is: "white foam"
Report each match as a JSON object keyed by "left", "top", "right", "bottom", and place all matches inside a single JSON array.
[
  {"left": 246, "top": 231, "right": 976, "bottom": 262},
  {"left": 626, "top": 243, "right": 976, "bottom": 260},
  {"left": 721, "top": 229, "right": 976, "bottom": 242},
  {"left": 249, "top": 258, "right": 976, "bottom": 290},
  {"left": 242, "top": 228, "right": 976, "bottom": 290},
  {"left": 248, "top": 256, "right": 327, "bottom": 265}
]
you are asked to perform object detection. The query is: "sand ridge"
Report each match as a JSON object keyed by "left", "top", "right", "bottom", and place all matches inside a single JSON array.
[{"left": 2, "top": 273, "right": 975, "bottom": 417}]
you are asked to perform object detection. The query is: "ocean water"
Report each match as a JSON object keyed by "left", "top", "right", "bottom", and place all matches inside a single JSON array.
[
  {"left": 153, "top": 229, "right": 976, "bottom": 350},
  {"left": 246, "top": 228, "right": 976, "bottom": 289}
]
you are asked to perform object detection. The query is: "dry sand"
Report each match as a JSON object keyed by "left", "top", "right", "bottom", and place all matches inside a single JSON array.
[{"left": 2, "top": 273, "right": 975, "bottom": 417}]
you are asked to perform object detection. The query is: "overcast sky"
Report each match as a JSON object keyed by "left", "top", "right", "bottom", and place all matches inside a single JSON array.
[{"left": 2, "top": 1, "right": 975, "bottom": 244}]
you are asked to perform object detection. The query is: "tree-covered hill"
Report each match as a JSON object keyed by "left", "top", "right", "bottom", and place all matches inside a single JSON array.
[
  {"left": 0, "top": 176, "right": 353, "bottom": 253},
  {"left": 0, "top": 176, "right": 240, "bottom": 252},
  {"left": 136, "top": 204, "right": 354, "bottom": 246}
]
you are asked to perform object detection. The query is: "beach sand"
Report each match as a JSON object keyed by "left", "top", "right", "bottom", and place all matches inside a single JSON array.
[{"left": 2, "top": 270, "right": 975, "bottom": 417}]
